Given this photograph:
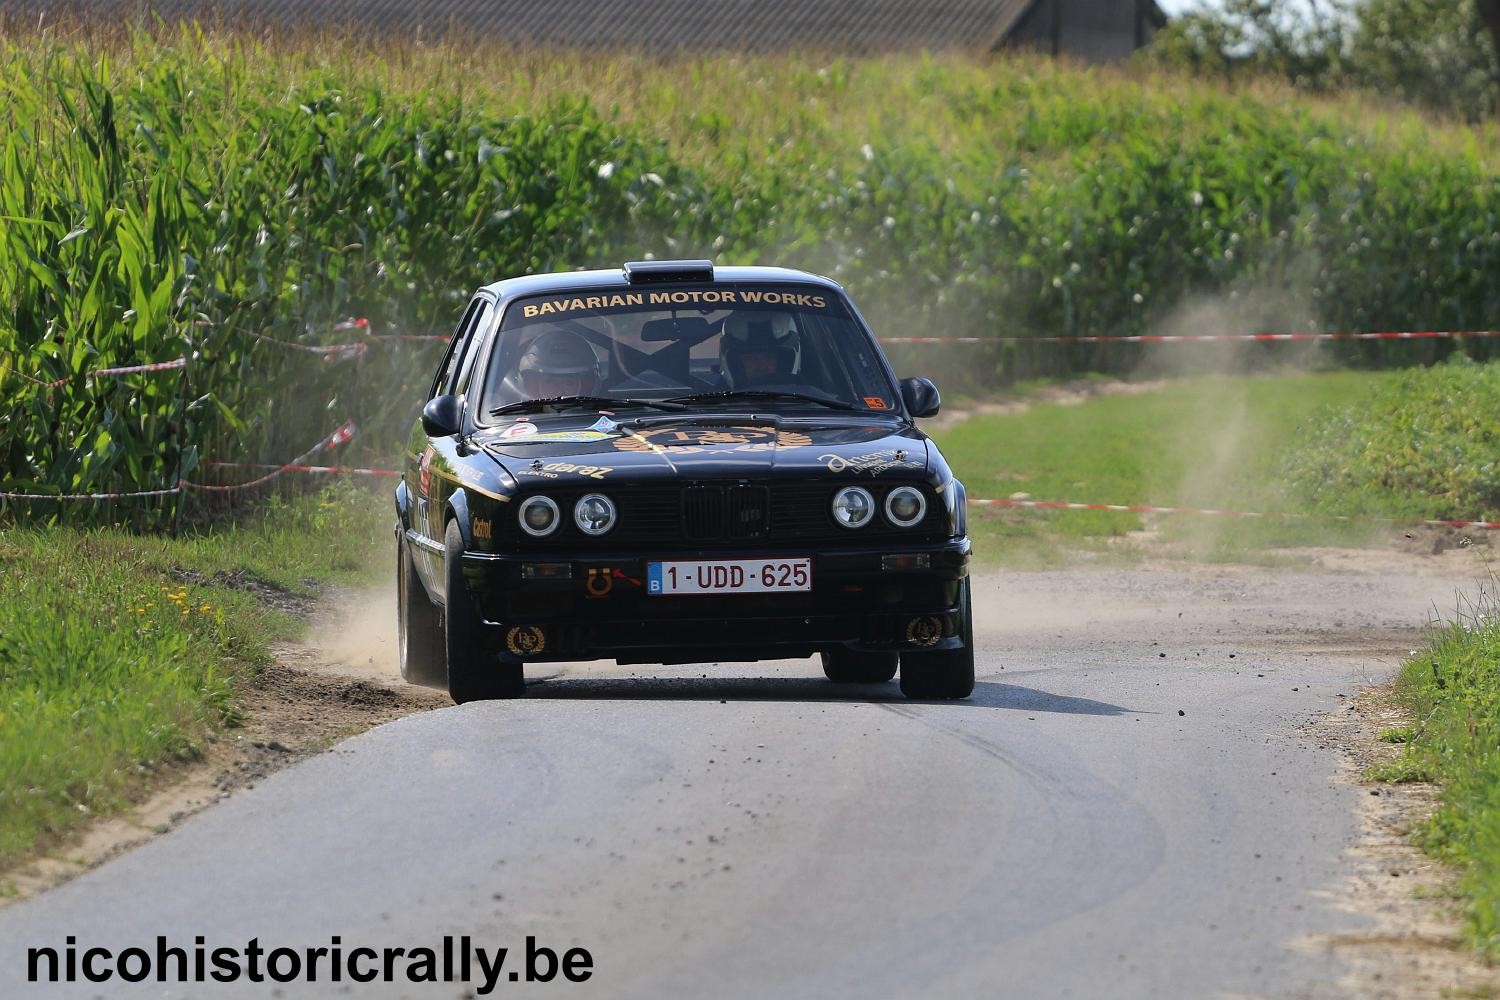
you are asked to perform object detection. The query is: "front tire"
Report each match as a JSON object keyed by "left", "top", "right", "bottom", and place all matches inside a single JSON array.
[
  {"left": 444, "top": 519, "right": 524, "bottom": 703},
  {"left": 821, "top": 649, "right": 899, "bottom": 683},
  {"left": 397, "top": 530, "right": 446, "bottom": 687},
  {"left": 899, "top": 577, "right": 976, "bottom": 700}
]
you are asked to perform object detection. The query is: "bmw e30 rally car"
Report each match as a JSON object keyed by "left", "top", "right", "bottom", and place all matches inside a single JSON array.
[{"left": 395, "top": 260, "right": 973, "bottom": 703}]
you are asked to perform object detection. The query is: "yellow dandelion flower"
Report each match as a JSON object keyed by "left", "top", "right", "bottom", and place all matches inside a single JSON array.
[{"left": 200, "top": 604, "right": 213, "bottom": 613}]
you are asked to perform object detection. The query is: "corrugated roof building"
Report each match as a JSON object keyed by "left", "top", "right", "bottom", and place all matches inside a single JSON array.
[{"left": 3, "top": 0, "right": 1167, "bottom": 61}]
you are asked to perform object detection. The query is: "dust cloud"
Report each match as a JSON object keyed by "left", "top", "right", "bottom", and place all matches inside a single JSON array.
[
  {"left": 303, "top": 585, "right": 402, "bottom": 681},
  {"left": 1125, "top": 271, "right": 1337, "bottom": 555}
]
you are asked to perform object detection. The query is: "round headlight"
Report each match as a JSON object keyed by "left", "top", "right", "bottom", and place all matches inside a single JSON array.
[
  {"left": 518, "top": 496, "right": 560, "bottom": 537},
  {"left": 832, "top": 486, "right": 876, "bottom": 529},
  {"left": 885, "top": 486, "right": 927, "bottom": 527},
  {"left": 574, "top": 493, "right": 617, "bottom": 536}
]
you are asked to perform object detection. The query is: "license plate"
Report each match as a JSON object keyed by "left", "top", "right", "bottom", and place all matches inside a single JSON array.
[{"left": 647, "top": 557, "right": 811, "bottom": 595}]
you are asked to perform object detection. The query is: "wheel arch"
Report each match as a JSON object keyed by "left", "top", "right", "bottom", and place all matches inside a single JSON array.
[
  {"left": 444, "top": 489, "right": 476, "bottom": 551},
  {"left": 394, "top": 479, "right": 412, "bottom": 530},
  {"left": 945, "top": 477, "right": 969, "bottom": 538}
]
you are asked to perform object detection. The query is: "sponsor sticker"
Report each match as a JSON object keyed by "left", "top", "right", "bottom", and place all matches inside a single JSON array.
[
  {"left": 819, "top": 450, "right": 923, "bottom": 476},
  {"left": 589, "top": 415, "right": 619, "bottom": 433},
  {"left": 418, "top": 447, "right": 433, "bottom": 495},
  {"left": 500, "top": 421, "right": 538, "bottom": 439},
  {"left": 906, "top": 617, "right": 943, "bottom": 647},
  {"left": 518, "top": 288, "right": 831, "bottom": 320},
  {"left": 505, "top": 625, "right": 547, "bottom": 655},
  {"left": 502, "top": 430, "right": 617, "bottom": 445},
  {"left": 516, "top": 461, "right": 613, "bottom": 480},
  {"left": 864, "top": 396, "right": 889, "bottom": 410},
  {"left": 614, "top": 425, "right": 813, "bottom": 454}
]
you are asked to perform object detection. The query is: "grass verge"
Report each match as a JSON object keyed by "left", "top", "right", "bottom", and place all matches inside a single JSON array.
[
  {"left": 1382, "top": 582, "right": 1500, "bottom": 957},
  {"left": 931, "top": 369, "right": 1391, "bottom": 565},
  {"left": 0, "top": 482, "right": 389, "bottom": 869}
]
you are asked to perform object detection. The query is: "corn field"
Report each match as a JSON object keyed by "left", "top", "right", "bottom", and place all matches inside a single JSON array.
[{"left": 2, "top": 32, "right": 1499, "bottom": 527}]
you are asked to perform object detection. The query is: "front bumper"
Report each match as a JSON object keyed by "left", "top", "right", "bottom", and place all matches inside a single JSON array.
[{"left": 459, "top": 538, "right": 971, "bottom": 663}]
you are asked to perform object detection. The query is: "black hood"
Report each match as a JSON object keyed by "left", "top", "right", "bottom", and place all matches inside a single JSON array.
[{"left": 476, "top": 413, "right": 931, "bottom": 486}]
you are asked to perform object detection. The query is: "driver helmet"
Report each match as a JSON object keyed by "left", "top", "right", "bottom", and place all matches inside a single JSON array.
[
  {"left": 719, "top": 312, "right": 800, "bottom": 388},
  {"left": 515, "top": 330, "right": 601, "bottom": 398}
]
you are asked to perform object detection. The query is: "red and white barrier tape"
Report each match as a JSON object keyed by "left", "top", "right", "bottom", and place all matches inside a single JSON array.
[
  {"left": 972, "top": 496, "right": 1500, "bottom": 531},
  {"left": 881, "top": 330, "right": 1500, "bottom": 345},
  {"left": 247, "top": 331, "right": 369, "bottom": 361},
  {"left": 0, "top": 485, "right": 183, "bottom": 501},
  {"left": 0, "top": 422, "right": 361, "bottom": 502},
  {"left": 183, "top": 422, "right": 358, "bottom": 493},
  {"left": 333, "top": 318, "right": 447, "bottom": 343},
  {"left": 24, "top": 356, "right": 189, "bottom": 390},
  {"left": 203, "top": 461, "right": 398, "bottom": 478}
]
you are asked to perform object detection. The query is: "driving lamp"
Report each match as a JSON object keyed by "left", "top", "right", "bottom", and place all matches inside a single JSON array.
[
  {"left": 885, "top": 486, "right": 926, "bottom": 528},
  {"left": 519, "top": 496, "right": 560, "bottom": 537},
  {"left": 574, "top": 494, "right": 618, "bottom": 536},
  {"left": 832, "top": 486, "right": 875, "bottom": 529}
]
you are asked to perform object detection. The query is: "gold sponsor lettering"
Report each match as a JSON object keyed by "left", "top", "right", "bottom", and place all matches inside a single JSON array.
[
  {"left": 614, "top": 426, "right": 813, "bottom": 454},
  {"left": 506, "top": 625, "right": 546, "bottom": 655},
  {"left": 521, "top": 289, "right": 818, "bottom": 319}
]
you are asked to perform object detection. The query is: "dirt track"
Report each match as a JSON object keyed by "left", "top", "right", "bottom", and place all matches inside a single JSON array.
[{"left": 2, "top": 547, "right": 1498, "bottom": 998}]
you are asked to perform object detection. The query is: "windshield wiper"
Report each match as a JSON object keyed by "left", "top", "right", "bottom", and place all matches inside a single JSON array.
[
  {"left": 489, "top": 395, "right": 686, "bottom": 416},
  {"left": 664, "top": 389, "right": 859, "bottom": 412}
]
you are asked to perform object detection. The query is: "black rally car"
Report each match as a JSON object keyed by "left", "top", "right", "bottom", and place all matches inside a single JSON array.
[{"left": 395, "top": 260, "right": 973, "bottom": 702}]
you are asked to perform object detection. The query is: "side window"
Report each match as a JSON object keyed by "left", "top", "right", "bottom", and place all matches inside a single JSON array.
[
  {"left": 428, "top": 297, "right": 488, "bottom": 399},
  {"left": 452, "top": 301, "right": 494, "bottom": 399}
]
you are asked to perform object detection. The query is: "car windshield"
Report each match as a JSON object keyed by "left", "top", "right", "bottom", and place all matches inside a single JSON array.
[{"left": 478, "top": 284, "right": 899, "bottom": 420}]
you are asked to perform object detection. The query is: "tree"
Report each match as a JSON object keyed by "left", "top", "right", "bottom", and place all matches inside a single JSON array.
[
  {"left": 1479, "top": 0, "right": 1500, "bottom": 66},
  {"left": 1144, "top": 0, "right": 1348, "bottom": 89},
  {"left": 1144, "top": 0, "right": 1500, "bottom": 119},
  {"left": 1347, "top": 0, "right": 1499, "bottom": 117}
]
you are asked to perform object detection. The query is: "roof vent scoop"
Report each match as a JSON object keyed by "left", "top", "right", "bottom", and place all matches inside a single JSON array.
[{"left": 623, "top": 260, "right": 715, "bottom": 284}]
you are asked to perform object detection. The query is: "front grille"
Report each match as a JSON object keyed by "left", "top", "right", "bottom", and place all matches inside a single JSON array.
[
  {"left": 683, "top": 486, "right": 726, "bottom": 541},
  {"left": 681, "top": 484, "right": 769, "bottom": 541},
  {"left": 510, "top": 480, "right": 945, "bottom": 547},
  {"left": 727, "top": 485, "right": 769, "bottom": 539}
]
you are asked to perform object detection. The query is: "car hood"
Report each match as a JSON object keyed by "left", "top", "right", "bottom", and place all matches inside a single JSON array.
[{"left": 476, "top": 413, "right": 931, "bottom": 486}]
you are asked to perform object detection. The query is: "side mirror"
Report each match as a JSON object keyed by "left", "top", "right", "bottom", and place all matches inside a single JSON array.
[
  {"left": 422, "top": 395, "right": 463, "bottom": 437},
  {"left": 899, "top": 377, "right": 941, "bottom": 419}
]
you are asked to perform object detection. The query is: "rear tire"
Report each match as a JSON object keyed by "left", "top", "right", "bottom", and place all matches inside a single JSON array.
[
  {"left": 821, "top": 649, "right": 899, "bottom": 683},
  {"left": 444, "top": 520, "right": 524, "bottom": 703},
  {"left": 899, "top": 577, "right": 976, "bottom": 700},
  {"left": 397, "top": 530, "right": 446, "bottom": 687}
]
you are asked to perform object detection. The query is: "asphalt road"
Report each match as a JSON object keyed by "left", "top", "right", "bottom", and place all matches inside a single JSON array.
[{"left": 0, "top": 556, "right": 1484, "bottom": 999}]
